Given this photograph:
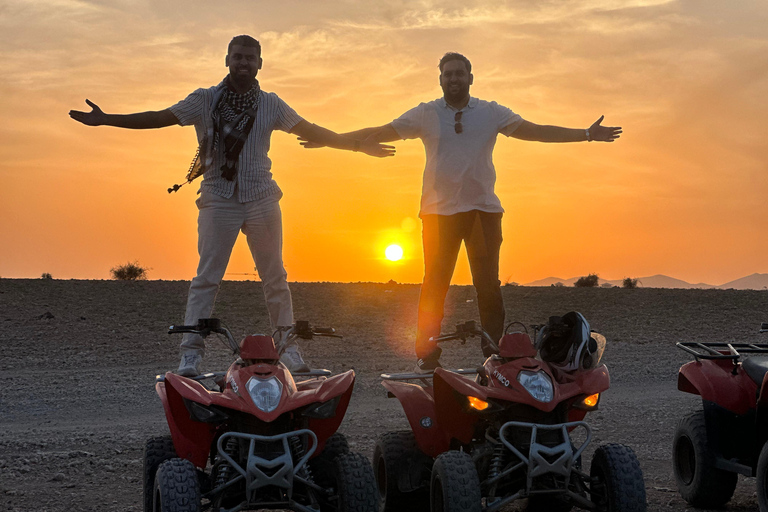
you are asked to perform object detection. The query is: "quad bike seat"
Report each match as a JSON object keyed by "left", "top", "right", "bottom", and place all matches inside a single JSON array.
[{"left": 742, "top": 356, "right": 768, "bottom": 386}]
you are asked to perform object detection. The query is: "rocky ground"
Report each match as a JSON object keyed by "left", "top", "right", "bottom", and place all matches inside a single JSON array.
[{"left": 2, "top": 279, "right": 767, "bottom": 511}]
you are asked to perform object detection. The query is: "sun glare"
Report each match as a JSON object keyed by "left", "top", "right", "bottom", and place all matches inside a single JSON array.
[{"left": 385, "top": 244, "right": 404, "bottom": 262}]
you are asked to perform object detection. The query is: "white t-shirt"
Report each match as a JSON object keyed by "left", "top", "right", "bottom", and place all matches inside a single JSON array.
[{"left": 391, "top": 97, "right": 523, "bottom": 216}]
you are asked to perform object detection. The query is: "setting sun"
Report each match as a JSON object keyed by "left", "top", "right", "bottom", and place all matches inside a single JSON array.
[{"left": 385, "top": 244, "right": 404, "bottom": 262}]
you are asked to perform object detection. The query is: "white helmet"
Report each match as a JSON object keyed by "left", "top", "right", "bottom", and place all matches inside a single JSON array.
[{"left": 535, "top": 312, "right": 600, "bottom": 372}]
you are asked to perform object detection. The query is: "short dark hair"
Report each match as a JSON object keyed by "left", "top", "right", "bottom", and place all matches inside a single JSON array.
[
  {"left": 228, "top": 35, "right": 261, "bottom": 56},
  {"left": 439, "top": 52, "right": 471, "bottom": 74}
]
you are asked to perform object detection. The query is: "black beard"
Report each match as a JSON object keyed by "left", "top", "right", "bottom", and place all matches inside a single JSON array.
[
  {"left": 442, "top": 85, "right": 470, "bottom": 105},
  {"left": 229, "top": 72, "right": 256, "bottom": 89}
]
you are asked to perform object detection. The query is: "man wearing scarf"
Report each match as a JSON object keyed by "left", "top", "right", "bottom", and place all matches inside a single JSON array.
[{"left": 70, "top": 35, "right": 394, "bottom": 376}]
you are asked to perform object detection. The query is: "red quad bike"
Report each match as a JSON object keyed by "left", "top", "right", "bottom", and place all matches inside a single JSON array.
[
  {"left": 143, "top": 318, "right": 377, "bottom": 512},
  {"left": 673, "top": 323, "right": 768, "bottom": 511},
  {"left": 374, "top": 315, "right": 647, "bottom": 512}
]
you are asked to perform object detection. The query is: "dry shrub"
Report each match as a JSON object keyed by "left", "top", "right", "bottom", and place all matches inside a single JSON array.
[
  {"left": 110, "top": 261, "right": 149, "bottom": 281},
  {"left": 623, "top": 277, "right": 639, "bottom": 289},
  {"left": 574, "top": 274, "right": 599, "bottom": 288}
]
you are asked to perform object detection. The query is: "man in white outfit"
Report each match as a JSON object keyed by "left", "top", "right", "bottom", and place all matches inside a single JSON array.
[
  {"left": 70, "top": 35, "right": 394, "bottom": 376},
  {"left": 304, "top": 52, "right": 620, "bottom": 371}
]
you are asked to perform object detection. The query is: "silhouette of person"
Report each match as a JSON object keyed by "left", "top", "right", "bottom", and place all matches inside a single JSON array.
[
  {"left": 70, "top": 35, "right": 394, "bottom": 376},
  {"left": 303, "top": 52, "right": 620, "bottom": 371}
]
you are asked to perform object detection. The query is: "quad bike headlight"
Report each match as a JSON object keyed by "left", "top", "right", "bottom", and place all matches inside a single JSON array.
[
  {"left": 246, "top": 376, "right": 283, "bottom": 413},
  {"left": 517, "top": 370, "right": 554, "bottom": 403}
]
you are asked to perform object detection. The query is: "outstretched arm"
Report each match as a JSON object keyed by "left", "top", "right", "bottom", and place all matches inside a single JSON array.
[
  {"left": 290, "top": 120, "right": 396, "bottom": 157},
  {"left": 509, "top": 116, "right": 621, "bottom": 143},
  {"left": 69, "top": 99, "right": 179, "bottom": 129}
]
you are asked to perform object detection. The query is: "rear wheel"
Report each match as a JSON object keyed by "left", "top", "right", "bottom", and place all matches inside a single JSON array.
[
  {"left": 153, "top": 458, "right": 200, "bottom": 512},
  {"left": 430, "top": 451, "right": 481, "bottom": 512},
  {"left": 374, "top": 430, "right": 431, "bottom": 512},
  {"left": 590, "top": 443, "right": 646, "bottom": 512},
  {"left": 672, "top": 410, "right": 737, "bottom": 507},
  {"left": 757, "top": 441, "right": 768, "bottom": 512},
  {"left": 143, "top": 436, "right": 176, "bottom": 512}
]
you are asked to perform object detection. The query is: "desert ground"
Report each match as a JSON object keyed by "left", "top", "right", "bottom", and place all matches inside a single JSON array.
[{"left": 2, "top": 279, "right": 767, "bottom": 511}]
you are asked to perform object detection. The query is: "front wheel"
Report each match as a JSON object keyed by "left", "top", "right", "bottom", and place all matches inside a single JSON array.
[
  {"left": 374, "top": 430, "right": 431, "bottom": 512},
  {"left": 672, "top": 410, "right": 737, "bottom": 507},
  {"left": 430, "top": 451, "right": 481, "bottom": 512},
  {"left": 757, "top": 441, "right": 768, "bottom": 512},
  {"left": 153, "top": 458, "right": 201, "bottom": 512},
  {"left": 143, "top": 436, "right": 176, "bottom": 512},
  {"left": 324, "top": 451, "right": 378, "bottom": 512},
  {"left": 590, "top": 443, "right": 646, "bottom": 512}
]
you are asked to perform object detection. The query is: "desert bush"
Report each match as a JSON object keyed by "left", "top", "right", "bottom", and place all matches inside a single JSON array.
[
  {"left": 623, "top": 277, "right": 639, "bottom": 289},
  {"left": 574, "top": 274, "right": 599, "bottom": 288},
  {"left": 41, "top": 273, "right": 53, "bottom": 279},
  {"left": 110, "top": 261, "right": 149, "bottom": 281},
  {"left": 552, "top": 282, "right": 564, "bottom": 287}
]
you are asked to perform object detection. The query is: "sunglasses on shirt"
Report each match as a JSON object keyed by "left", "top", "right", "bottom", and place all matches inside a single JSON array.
[{"left": 455, "top": 111, "right": 463, "bottom": 134}]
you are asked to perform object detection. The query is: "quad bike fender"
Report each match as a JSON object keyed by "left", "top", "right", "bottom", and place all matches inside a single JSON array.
[
  {"left": 433, "top": 370, "right": 488, "bottom": 447},
  {"left": 156, "top": 377, "right": 215, "bottom": 469},
  {"left": 296, "top": 371, "right": 355, "bottom": 453},
  {"left": 382, "top": 380, "right": 450, "bottom": 457},
  {"left": 557, "top": 364, "right": 611, "bottom": 400},
  {"left": 678, "top": 360, "right": 758, "bottom": 415}
]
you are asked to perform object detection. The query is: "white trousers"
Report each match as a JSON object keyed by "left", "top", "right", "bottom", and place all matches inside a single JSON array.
[{"left": 180, "top": 190, "right": 294, "bottom": 354}]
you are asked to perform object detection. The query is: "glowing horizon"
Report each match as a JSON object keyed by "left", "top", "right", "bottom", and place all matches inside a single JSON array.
[{"left": 1, "top": 1, "right": 767, "bottom": 287}]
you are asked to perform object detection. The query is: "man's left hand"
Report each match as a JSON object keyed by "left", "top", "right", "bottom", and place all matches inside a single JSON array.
[{"left": 589, "top": 115, "right": 622, "bottom": 142}]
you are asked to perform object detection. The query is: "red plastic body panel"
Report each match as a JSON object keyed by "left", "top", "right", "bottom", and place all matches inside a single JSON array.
[
  {"left": 382, "top": 380, "right": 450, "bottom": 457},
  {"left": 678, "top": 359, "right": 758, "bottom": 415},
  {"left": 156, "top": 380, "right": 215, "bottom": 468},
  {"left": 384, "top": 358, "right": 610, "bottom": 458},
  {"left": 239, "top": 335, "right": 279, "bottom": 360},
  {"left": 157, "top": 363, "right": 356, "bottom": 468},
  {"left": 498, "top": 333, "right": 537, "bottom": 358},
  {"left": 481, "top": 358, "right": 610, "bottom": 412}
]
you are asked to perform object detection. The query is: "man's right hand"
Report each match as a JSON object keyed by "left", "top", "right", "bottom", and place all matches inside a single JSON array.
[
  {"left": 359, "top": 139, "right": 396, "bottom": 158},
  {"left": 69, "top": 99, "right": 107, "bottom": 126},
  {"left": 297, "top": 136, "right": 395, "bottom": 157}
]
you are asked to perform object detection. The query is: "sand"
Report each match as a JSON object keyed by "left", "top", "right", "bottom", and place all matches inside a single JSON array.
[{"left": 2, "top": 279, "right": 767, "bottom": 511}]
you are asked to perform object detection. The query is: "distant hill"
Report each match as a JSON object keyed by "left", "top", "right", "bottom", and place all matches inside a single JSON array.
[
  {"left": 718, "top": 273, "right": 768, "bottom": 290},
  {"left": 522, "top": 274, "right": 767, "bottom": 289}
]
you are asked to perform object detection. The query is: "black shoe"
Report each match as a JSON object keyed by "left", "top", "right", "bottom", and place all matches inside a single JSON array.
[{"left": 415, "top": 347, "right": 442, "bottom": 373}]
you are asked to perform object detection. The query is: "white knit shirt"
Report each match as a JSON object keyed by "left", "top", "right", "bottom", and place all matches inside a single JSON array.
[{"left": 391, "top": 97, "right": 523, "bottom": 217}]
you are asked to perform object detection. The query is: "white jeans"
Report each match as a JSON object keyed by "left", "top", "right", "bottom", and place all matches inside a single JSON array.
[{"left": 180, "top": 190, "right": 293, "bottom": 354}]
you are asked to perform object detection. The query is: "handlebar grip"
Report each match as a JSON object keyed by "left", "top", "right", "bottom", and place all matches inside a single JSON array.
[{"left": 168, "top": 324, "right": 200, "bottom": 333}]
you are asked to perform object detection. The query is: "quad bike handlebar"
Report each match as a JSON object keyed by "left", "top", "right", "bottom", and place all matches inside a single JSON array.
[
  {"left": 429, "top": 320, "right": 502, "bottom": 354},
  {"left": 168, "top": 318, "right": 341, "bottom": 356}
]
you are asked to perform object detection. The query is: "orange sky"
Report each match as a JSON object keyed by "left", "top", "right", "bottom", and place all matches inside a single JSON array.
[{"left": 1, "top": 0, "right": 767, "bottom": 285}]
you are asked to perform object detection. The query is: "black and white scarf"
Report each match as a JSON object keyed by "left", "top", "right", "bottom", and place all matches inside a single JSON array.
[
  {"left": 169, "top": 77, "right": 262, "bottom": 193},
  {"left": 212, "top": 77, "right": 261, "bottom": 181}
]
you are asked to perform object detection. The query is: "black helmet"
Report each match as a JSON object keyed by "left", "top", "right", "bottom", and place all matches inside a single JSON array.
[{"left": 536, "top": 312, "right": 599, "bottom": 371}]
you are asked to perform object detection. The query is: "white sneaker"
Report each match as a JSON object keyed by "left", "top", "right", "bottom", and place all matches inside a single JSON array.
[
  {"left": 178, "top": 351, "right": 202, "bottom": 377},
  {"left": 281, "top": 344, "right": 310, "bottom": 373}
]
